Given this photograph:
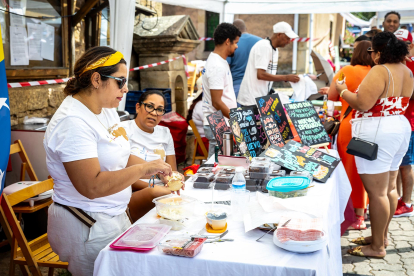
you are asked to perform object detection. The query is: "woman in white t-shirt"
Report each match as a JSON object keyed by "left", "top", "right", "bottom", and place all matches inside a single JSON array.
[
  {"left": 44, "top": 47, "right": 172, "bottom": 276},
  {"left": 121, "top": 90, "right": 185, "bottom": 222}
]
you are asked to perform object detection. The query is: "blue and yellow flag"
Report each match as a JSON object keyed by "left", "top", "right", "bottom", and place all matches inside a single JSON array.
[{"left": 0, "top": 25, "right": 11, "bottom": 199}]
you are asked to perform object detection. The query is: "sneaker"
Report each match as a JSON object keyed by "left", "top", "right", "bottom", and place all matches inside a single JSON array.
[
  {"left": 394, "top": 201, "right": 414, "bottom": 218},
  {"left": 348, "top": 215, "right": 367, "bottom": 230}
]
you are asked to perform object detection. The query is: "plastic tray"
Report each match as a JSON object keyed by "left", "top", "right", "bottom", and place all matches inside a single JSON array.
[
  {"left": 110, "top": 223, "right": 171, "bottom": 251},
  {"left": 273, "top": 229, "right": 327, "bottom": 253},
  {"left": 153, "top": 195, "right": 199, "bottom": 220},
  {"left": 158, "top": 236, "right": 207, "bottom": 258},
  {"left": 214, "top": 182, "right": 231, "bottom": 190},
  {"left": 270, "top": 170, "right": 286, "bottom": 177},
  {"left": 249, "top": 162, "right": 271, "bottom": 175}
]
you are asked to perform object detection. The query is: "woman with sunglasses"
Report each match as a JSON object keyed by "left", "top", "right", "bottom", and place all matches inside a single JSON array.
[
  {"left": 120, "top": 90, "right": 185, "bottom": 222},
  {"left": 336, "top": 32, "right": 414, "bottom": 258},
  {"left": 44, "top": 47, "right": 172, "bottom": 276}
]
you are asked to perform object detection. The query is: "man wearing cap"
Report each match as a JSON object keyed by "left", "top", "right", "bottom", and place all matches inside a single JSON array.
[
  {"left": 237, "top": 22, "right": 300, "bottom": 106},
  {"left": 394, "top": 29, "right": 414, "bottom": 218}
]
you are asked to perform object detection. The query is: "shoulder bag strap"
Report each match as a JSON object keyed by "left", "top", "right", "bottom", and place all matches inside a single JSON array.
[{"left": 339, "top": 106, "right": 352, "bottom": 123}]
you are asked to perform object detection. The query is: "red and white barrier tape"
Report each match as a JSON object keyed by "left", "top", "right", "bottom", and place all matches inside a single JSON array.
[
  {"left": 8, "top": 56, "right": 189, "bottom": 88},
  {"left": 328, "top": 40, "right": 335, "bottom": 57},
  {"left": 7, "top": 78, "right": 71, "bottom": 88},
  {"left": 198, "top": 37, "right": 319, "bottom": 42}
]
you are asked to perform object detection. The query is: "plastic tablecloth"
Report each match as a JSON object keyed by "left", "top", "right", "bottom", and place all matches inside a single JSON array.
[{"left": 94, "top": 150, "right": 351, "bottom": 276}]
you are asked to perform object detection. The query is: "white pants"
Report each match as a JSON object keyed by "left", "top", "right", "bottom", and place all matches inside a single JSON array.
[
  {"left": 351, "top": 115, "right": 411, "bottom": 174},
  {"left": 48, "top": 203, "right": 131, "bottom": 276}
]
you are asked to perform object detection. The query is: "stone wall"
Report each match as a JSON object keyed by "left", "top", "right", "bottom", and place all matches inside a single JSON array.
[{"left": 9, "top": 84, "right": 66, "bottom": 126}]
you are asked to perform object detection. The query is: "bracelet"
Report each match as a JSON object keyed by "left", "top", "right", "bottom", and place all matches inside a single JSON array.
[{"left": 340, "top": 89, "right": 347, "bottom": 98}]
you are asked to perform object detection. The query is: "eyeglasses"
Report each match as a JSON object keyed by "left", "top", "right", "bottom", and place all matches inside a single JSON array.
[
  {"left": 101, "top": 75, "right": 127, "bottom": 89},
  {"left": 367, "top": 47, "right": 375, "bottom": 53},
  {"left": 142, "top": 102, "right": 166, "bottom": 115}
]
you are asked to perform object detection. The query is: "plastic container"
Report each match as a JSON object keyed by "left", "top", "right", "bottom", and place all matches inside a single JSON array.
[
  {"left": 215, "top": 173, "right": 234, "bottom": 184},
  {"left": 290, "top": 171, "right": 313, "bottom": 182},
  {"left": 193, "top": 182, "right": 212, "bottom": 189},
  {"left": 110, "top": 223, "right": 171, "bottom": 251},
  {"left": 219, "top": 167, "right": 236, "bottom": 174},
  {"left": 249, "top": 161, "right": 271, "bottom": 179},
  {"left": 245, "top": 176, "right": 261, "bottom": 191},
  {"left": 158, "top": 236, "right": 207, "bottom": 258},
  {"left": 266, "top": 176, "right": 310, "bottom": 199},
  {"left": 153, "top": 195, "right": 199, "bottom": 220},
  {"left": 159, "top": 217, "right": 190, "bottom": 231},
  {"left": 206, "top": 212, "right": 227, "bottom": 230},
  {"left": 194, "top": 173, "right": 215, "bottom": 183},
  {"left": 197, "top": 167, "right": 214, "bottom": 174},
  {"left": 270, "top": 170, "right": 286, "bottom": 177},
  {"left": 251, "top": 157, "right": 271, "bottom": 164},
  {"left": 271, "top": 163, "right": 282, "bottom": 170}
]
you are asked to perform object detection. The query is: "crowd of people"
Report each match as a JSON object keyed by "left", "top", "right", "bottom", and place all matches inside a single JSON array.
[{"left": 41, "top": 10, "right": 414, "bottom": 275}]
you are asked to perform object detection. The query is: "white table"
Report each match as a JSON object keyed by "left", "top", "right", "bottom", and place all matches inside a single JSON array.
[{"left": 94, "top": 151, "right": 351, "bottom": 276}]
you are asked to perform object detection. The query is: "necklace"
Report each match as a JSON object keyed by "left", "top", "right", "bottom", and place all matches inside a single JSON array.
[{"left": 76, "top": 93, "right": 110, "bottom": 133}]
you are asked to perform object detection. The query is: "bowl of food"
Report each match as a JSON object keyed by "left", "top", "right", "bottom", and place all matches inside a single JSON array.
[{"left": 153, "top": 195, "right": 199, "bottom": 221}]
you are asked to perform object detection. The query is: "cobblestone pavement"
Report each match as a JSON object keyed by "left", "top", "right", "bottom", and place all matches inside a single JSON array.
[{"left": 342, "top": 194, "right": 414, "bottom": 275}]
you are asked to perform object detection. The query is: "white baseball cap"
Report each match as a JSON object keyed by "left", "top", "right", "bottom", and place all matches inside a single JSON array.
[{"left": 273, "top": 22, "right": 298, "bottom": 39}]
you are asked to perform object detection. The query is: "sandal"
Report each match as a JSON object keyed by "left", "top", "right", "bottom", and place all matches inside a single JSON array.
[
  {"left": 351, "top": 237, "right": 388, "bottom": 248},
  {"left": 351, "top": 237, "right": 369, "bottom": 245},
  {"left": 347, "top": 246, "right": 385, "bottom": 259},
  {"left": 348, "top": 215, "right": 366, "bottom": 230}
]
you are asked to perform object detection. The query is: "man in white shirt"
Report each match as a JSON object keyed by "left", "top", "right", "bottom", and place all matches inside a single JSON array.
[
  {"left": 237, "top": 21, "right": 300, "bottom": 106},
  {"left": 202, "top": 22, "right": 241, "bottom": 157}
]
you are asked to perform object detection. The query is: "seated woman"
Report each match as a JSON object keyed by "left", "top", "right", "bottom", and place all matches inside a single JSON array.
[
  {"left": 121, "top": 90, "right": 184, "bottom": 222},
  {"left": 187, "top": 91, "right": 209, "bottom": 156},
  {"left": 337, "top": 32, "right": 414, "bottom": 258},
  {"left": 44, "top": 46, "right": 172, "bottom": 276}
]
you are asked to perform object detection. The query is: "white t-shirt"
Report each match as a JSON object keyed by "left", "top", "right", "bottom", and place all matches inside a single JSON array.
[
  {"left": 44, "top": 96, "right": 131, "bottom": 216},
  {"left": 192, "top": 100, "right": 205, "bottom": 137},
  {"left": 237, "top": 39, "right": 279, "bottom": 106},
  {"left": 120, "top": 120, "right": 175, "bottom": 162},
  {"left": 202, "top": 52, "right": 237, "bottom": 125}
]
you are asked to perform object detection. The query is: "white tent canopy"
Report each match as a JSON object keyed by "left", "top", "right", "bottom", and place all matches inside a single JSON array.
[
  {"left": 340, "top": 12, "right": 371, "bottom": 27},
  {"left": 155, "top": 0, "right": 414, "bottom": 16}
]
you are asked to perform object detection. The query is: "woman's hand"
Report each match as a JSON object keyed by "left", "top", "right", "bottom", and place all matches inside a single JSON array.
[
  {"left": 318, "top": 87, "right": 329, "bottom": 95},
  {"left": 142, "top": 159, "right": 172, "bottom": 177},
  {"left": 335, "top": 80, "right": 348, "bottom": 94},
  {"left": 164, "top": 172, "right": 185, "bottom": 195}
]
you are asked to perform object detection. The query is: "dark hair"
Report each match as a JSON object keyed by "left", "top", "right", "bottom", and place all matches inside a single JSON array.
[
  {"left": 355, "top": 35, "right": 370, "bottom": 42},
  {"left": 384, "top": 11, "right": 401, "bottom": 21},
  {"left": 213, "top": 23, "right": 241, "bottom": 46},
  {"left": 351, "top": 41, "right": 375, "bottom": 67},
  {"left": 365, "top": 29, "right": 381, "bottom": 38},
  {"left": 372, "top": 32, "right": 408, "bottom": 64},
  {"left": 64, "top": 46, "right": 126, "bottom": 96},
  {"left": 138, "top": 90, "right": 166, "bottom": 106},
  {"left": 186, "top": 92, "right": 203, "bottom": 123}
]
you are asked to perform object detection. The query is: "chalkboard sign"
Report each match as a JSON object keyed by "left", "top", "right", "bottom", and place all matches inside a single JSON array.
[
  {"left": 207, "top": 110, "right": 231, "bottom": 153},
  {"left": 260, "top": 115, "right": 285, "bottom": 147},
  {"left": 284, "top": 101, "right": 330, "bottom": 147},
  {"left": 255, "top": 94, "right": 294, "bottom": 141},
  {"left": 229, "top": 117, "right": 251, "bottom": 158},
  {"left": 229, "top": 105, "right": 267, "bottom": 157},
  {"left": 260, "top": 140, "right": 340, "bottom": 183}
]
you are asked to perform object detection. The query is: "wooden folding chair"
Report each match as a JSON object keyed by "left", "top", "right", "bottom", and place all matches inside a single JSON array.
[
  {"left": 189, "top": 120, "right": 208, "bottom": 164},
  {"left": 0, "top": 179, "right": 68, "bottom": 276},
  {"left": 10, "top": 140, "right": 38, "bottom": 182},
  {"left": 187, "top": 62, "right": 198, "bottom": 97}
]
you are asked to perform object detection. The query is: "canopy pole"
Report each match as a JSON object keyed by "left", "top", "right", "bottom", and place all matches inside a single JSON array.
[
  {"left": 292, "top": 14, "right": 299, "bottom": 74},
  {"left": 308, "top": 13, "right": 314, "bottom": 74}
]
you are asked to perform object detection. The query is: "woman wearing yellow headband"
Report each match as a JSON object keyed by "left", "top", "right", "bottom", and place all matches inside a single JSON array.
[{"left": 43, "top": 46, "right": 172, "bottom": 276}]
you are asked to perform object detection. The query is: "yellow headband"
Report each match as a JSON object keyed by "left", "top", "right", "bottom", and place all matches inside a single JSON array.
[{"left": 80, "top": 51, "right": 124, "bottom": 76}]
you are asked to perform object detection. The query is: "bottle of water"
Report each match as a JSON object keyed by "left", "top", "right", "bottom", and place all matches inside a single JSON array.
[{"left": 232, "top": 167, "right": 246, "bottom": 190}]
